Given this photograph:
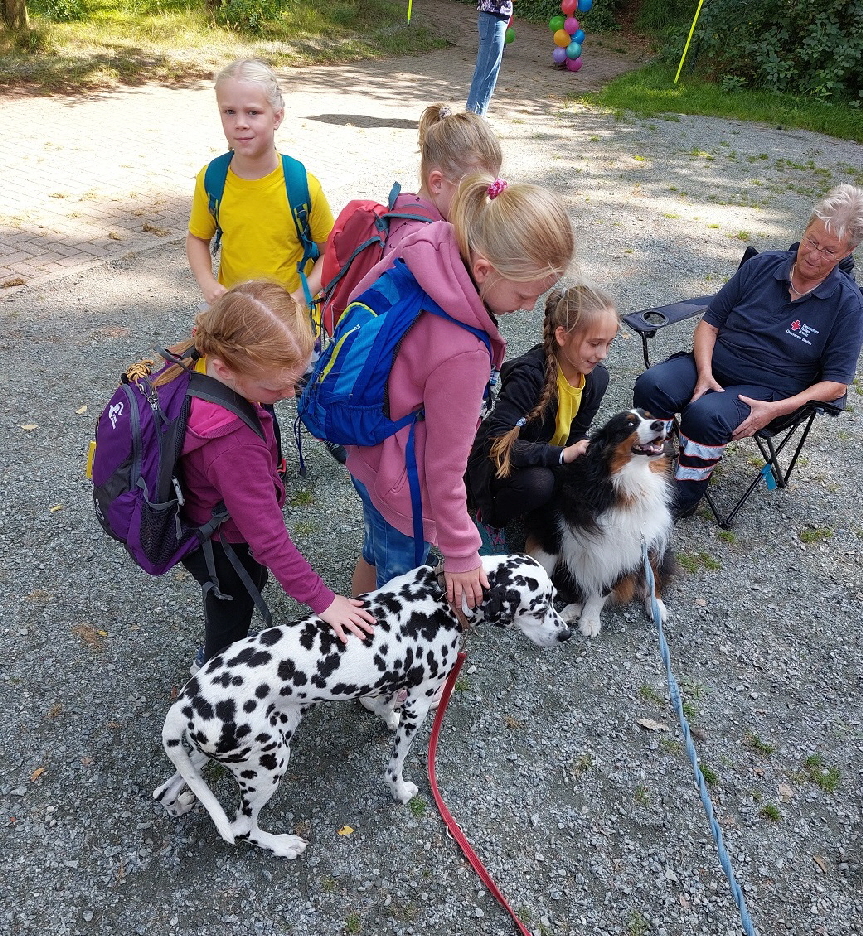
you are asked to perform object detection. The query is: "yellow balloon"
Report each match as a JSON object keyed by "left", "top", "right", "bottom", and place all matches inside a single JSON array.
[{"left": 553, "top": 28, "right": 572, "bottom": 47}]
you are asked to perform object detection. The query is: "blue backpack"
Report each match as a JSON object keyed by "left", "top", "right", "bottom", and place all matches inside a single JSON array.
[
  {"left": 298, "top": 259, "right": 492, "bottom": 564},
  {"left": 203, "top": 151, "right": 319, "bottom": 306}
]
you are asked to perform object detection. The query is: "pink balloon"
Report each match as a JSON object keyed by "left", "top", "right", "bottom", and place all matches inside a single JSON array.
[
  {"left": 560, "top": 0, "right": 577, "bottom": 14},
  {"left": 564, "top": 16, "right": 579, "bottom": 33},
  {"left": 566, "top": 56, "right": 583, "bottom": 72}
]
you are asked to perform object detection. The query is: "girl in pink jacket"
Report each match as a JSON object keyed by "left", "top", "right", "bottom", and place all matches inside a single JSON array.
[
  {"left": 348, "top": 173, "right": 575, "bottom": 611},
  {"left": 161, "top": 282, "right": 374, "bottom": 673}
]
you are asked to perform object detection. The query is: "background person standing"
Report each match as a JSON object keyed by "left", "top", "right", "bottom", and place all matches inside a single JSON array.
[{"left": 466, "top": 1, "right": 514, "bottom": 118}]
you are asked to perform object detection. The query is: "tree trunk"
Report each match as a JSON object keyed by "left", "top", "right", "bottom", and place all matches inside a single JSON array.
[{"left": 3, "top": 0, "right": 30, "bottom": 29}]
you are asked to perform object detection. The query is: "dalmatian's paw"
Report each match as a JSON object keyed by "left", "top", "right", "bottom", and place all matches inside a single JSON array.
[
  {"left": 392, "top": 780, "right": 419, "bottom": 803},
  {"left": 245, "top": 830, "right": 307, "bottom": 859},
  {"left": 172, "top": 790, "right": 197, "bottom": 815}
]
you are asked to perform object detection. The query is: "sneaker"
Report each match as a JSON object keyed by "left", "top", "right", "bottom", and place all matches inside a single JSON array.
[
  {"left": 323, "top": 439, "right": 347, "bottom": 465},
  {"left": 474, "top": 511, "right": 507, "bottom": 555},
  {"left": 189, "top": 646, "right": 206, "bottom": 676}
]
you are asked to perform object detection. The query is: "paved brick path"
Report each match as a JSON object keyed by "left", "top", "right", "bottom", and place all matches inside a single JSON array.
[{"left": 0, "top": 2, "right": 640, "bottom": 294}]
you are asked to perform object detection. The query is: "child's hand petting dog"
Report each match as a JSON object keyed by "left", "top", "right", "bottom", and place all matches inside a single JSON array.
[{"left": 319, "top": 595, "right": 376, "bottom": 642}]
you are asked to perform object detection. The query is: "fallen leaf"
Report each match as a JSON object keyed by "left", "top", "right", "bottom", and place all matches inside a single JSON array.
[
  {"left": 21, "top": 424, "right": 38, "bottom": 431},
  {"left": 31, "top": 767, "right": 46, "bottom": 782},
  {"left": 637, "top": 717, "right": 669, "bottom": 732},
  {"left": 76, "top": 405, "right": 88, "bottom": 415},
  {"left": 778, "top": 782, "right": 794, "bottom": 801},
  {"left": 337, "top": 825, "right": 354, "bottom": 836},
  {"left": 49, "top": 504, "right": 64, "bottom": 513},
  {"left": 2, "top": 277, "right": 26, "bottom": 288},
  {"left": 812, "top": 855, "right": 828, "bottom": 873}
]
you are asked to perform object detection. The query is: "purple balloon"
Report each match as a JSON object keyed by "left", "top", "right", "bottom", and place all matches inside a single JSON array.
[
  {"left": 552, "top": 46, "right": 567, "bottom": 65},
  {"left": 564, "top": 15, "right": 579, "bottom": 33},
  {"left": 566, "top": 56, "right": 583, "bottom": 72}
]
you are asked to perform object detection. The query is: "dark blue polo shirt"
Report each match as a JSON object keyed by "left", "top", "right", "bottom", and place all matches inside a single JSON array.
[{"left": 705, "top": 249, "right": 863, "bottom": 397}]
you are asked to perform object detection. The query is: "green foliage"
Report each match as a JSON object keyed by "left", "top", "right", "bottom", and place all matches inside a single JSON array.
[
  {"left": 214, "top": 0, "right": 284, "bottom": 35},
  {"left": 575, "top": 63, "right": 863, "bottom": 143},
  {"left": 30, "top": 0, "right": 87, "bottom": 21},
  {"left": 693, "top": 0, "right": 863, "bottom": 103},
  {"left": 515, "top": 0, "right": 621, "bottom": 33}
]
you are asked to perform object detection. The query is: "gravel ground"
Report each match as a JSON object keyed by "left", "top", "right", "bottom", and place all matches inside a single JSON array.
[{"left": 2, "top": 70, "right": 863, "bottom": 936}]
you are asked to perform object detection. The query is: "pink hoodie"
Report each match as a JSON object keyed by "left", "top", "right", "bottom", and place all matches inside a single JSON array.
[
  {"left": 384, "top": 191, "right": 443, "bottom": 259},
  {"left": 345, "top": 222, "right": 506, "bottom": 573},
  {"left": 181, "top": 401, "right": 335, "bottom": 615}
]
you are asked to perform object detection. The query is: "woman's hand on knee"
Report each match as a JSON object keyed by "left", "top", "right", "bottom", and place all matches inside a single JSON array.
[
  {"left": 319, "top": 595, "right": 376, "bottom": 643},
  {"left": 690, "top": 374, "right": 724, "bottom": 404},
  {"left": 445, "top": 566, "right": 490, "bottom": 612}
]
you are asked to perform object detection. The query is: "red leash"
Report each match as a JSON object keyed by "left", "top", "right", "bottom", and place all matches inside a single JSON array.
[{"left": 426, "top": 651, "right": 534, "bottom": 936}]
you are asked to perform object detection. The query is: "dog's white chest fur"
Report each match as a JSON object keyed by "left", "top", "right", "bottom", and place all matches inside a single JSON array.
[{"left": 559, "top": 459, "right": 671, "bottom": 592}]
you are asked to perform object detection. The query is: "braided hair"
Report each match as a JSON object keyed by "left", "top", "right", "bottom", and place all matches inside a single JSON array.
[{"left": 489, "top": 285, "right": 617, "bottom": 478}]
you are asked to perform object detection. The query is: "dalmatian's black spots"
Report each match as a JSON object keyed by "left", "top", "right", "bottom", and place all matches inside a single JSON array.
[
  {"left": 190, "top": 696, "right": 214, "bottom": 721},
  {"left": 259, "top": 628, "right": 284, "bottom": 647},
  {"left": 154, "top": 555, "right": 571, "bottom": 857},
  {"left": 227, "top": 647, "right": 272, "bottom": 669}
]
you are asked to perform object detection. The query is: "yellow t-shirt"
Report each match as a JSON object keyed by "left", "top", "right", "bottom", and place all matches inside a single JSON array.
[
  {"left": 188, "top": 157, "right": 335, "bottom": 293},
  {"left": 550, "top": 366, "right": 584, "bottom": 446}
]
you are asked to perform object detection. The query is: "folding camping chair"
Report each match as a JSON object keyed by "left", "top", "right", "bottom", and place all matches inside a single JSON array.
[
  {"left": 702, "top": 397, "right": 846, "bottom": 528},
  {"left": 623, "top": 246, "right": 855, "bottom": 528}
]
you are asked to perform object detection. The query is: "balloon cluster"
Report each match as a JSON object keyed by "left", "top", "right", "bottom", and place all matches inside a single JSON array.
[{"left": 550, "top": 0, "right": 593, "bottom": 72}]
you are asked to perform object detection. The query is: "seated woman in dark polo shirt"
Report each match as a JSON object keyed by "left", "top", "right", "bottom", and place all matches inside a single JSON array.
[{"left": 634, "top": 182, "right": 863, "bottom": 519}]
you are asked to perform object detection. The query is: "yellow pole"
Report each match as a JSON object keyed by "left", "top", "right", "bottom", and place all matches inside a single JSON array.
[
  {"left": 407, "top": 0, "right": 413, "bottom": 22},
  {"left": 675, "top": 0, "right": 706, "bottom": 84}
]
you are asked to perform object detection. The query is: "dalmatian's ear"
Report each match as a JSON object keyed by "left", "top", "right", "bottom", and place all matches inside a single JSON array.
[{"left": 480, "top": 585, "right": 518, "bottom": 625}]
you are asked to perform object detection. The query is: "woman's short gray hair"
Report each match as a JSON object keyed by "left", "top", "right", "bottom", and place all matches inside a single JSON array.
[{"left": 809, "top": 183, "right": 863, "bottom": 250}]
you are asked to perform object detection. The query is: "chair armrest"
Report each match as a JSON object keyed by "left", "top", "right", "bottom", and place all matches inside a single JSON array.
[{"left": 622, "top": 296, "right": 713, "bottom": 338}]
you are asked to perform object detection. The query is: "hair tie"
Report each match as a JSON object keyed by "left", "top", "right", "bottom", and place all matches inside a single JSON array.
[
  {"left": 515, "top": 417, "right": 526, "bottom": 428},
  {"left": 487, "top": 178, "right": 508, "bottom": 200}
]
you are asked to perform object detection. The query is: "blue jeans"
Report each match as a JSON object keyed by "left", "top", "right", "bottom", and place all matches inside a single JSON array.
[
  {"left": 352, "top": 478, "right": 432, "bottom": 588},
  {"left": 466, "top": 12, "right": 507, "bottom": 117}
]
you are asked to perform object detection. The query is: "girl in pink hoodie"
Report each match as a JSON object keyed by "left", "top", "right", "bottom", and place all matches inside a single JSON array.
[
  {"left": 348, "top": 173, "right": 575, "bottom": 612},
  {"left": 159, "top": 282, "right": 375, "bottom": 672}
]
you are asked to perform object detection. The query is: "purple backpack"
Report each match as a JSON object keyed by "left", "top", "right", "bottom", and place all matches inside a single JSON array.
[{"left": 91, "top": 349, "right": 264, "bottom": 576}]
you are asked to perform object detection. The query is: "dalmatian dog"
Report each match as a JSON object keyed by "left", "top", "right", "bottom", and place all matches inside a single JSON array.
[{"left": 153, "top": 554, "right": 571, "bottom": 857}]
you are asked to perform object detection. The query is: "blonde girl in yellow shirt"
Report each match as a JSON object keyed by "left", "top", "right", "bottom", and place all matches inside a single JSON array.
[{"left": 186, "top": 59, "right": 334, "bottom": 308}]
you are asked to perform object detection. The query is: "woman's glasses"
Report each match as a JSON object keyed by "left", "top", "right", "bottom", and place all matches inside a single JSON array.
[{"left": 802, "top": 233, "right": 842, "bottom": 259}]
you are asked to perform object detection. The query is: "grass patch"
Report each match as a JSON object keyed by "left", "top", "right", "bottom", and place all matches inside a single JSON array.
[
  {"left": 678, "top": 551, "right": 721, "bottom": 573},
  {"left": 760, "top": 803, "right": 781, "bottom": 822},
  {"left": 802, "top": 754, "right": 840, "bottom": 792},
  {"left": 0, "top": 0, "right": 445, "bottom": 93},
  {"left": 572, "top": 63, "right": 863, "bottom": 144},
  {"left": 408, "top": 796, "right": 427, "bottom": 818},
  {"left": 744, "top": 731, "right": 775, "bottom": 755},
  {"left": 799, "top": 527, "right": 833, "bottom": 545},
  {"left": 699, "top": 763, "right": 718, "bottom": 786}
]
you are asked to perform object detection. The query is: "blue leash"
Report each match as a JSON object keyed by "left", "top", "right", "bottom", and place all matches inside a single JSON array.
[{"left": 641, "top": 540, "right": 759, "bottom": 936}]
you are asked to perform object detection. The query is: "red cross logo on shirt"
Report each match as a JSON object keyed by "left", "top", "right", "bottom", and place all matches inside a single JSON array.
[{"left": 790, "top": 319, "right": 801, "bottom": 330}]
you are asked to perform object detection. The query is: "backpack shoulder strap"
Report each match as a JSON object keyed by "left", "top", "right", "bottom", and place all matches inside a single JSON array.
[
  {"left": 186, "top": 370, "right": 265, "bottom": 441},
  {"left": 203, "top": 152, "right": 234, "bottom": 252},
  {"left": 280, "top": 153, "right": 319, "bottom": 306}
]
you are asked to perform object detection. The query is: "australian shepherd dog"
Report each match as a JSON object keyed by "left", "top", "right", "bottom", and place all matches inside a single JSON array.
[{"left": 523, "top": 409, "right": 674, "bottom": 637}]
